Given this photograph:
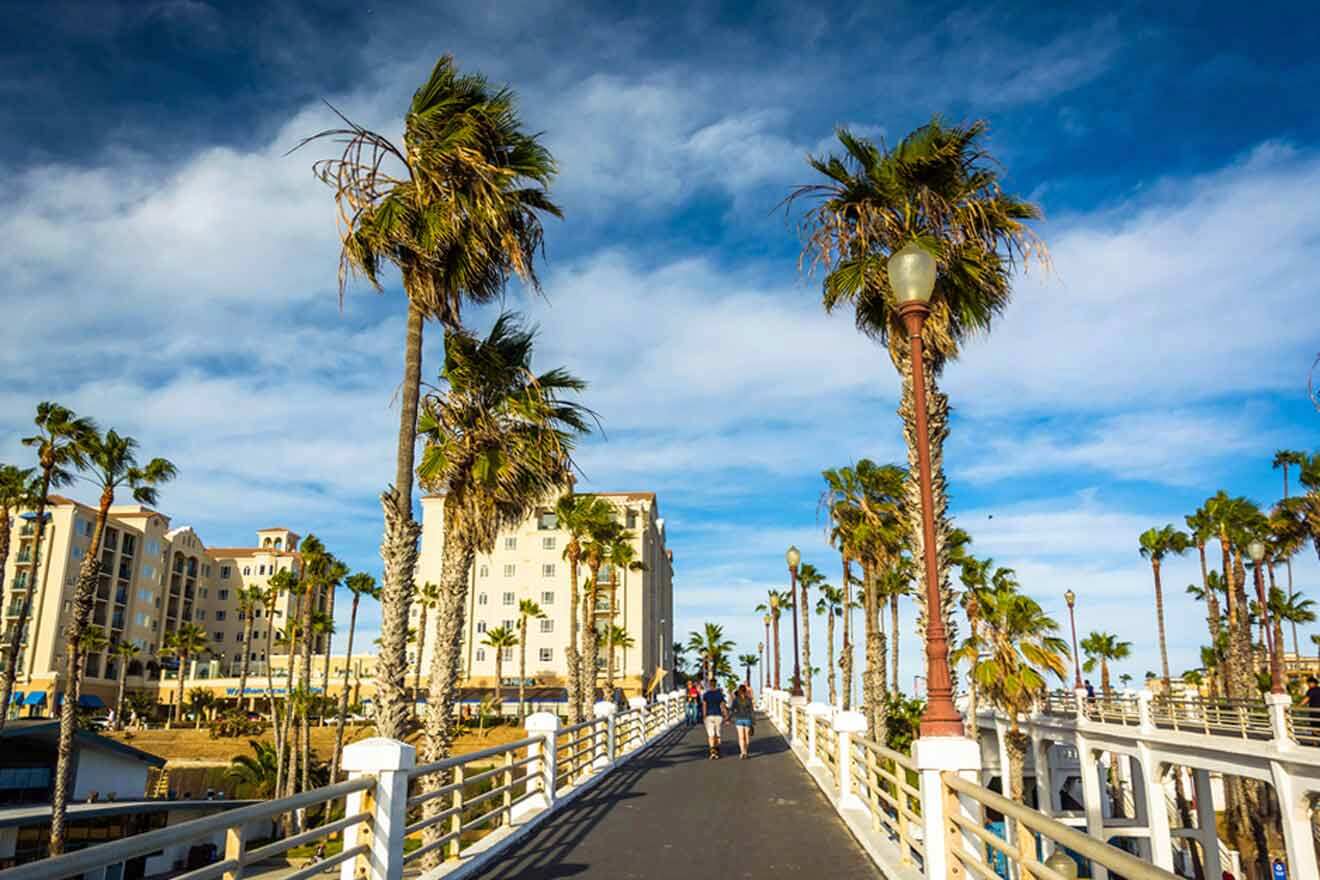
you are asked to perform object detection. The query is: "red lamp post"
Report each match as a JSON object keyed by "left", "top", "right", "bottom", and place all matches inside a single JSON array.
[
  {"left": 1249, "top": 540, "right": 1284, "bottom": 694},
  {"left": 787, "top": 546, "right": 803, "bottom": 698},
  {"left": 1065, "top": 589, "right": 1082, "bottom": 690}
]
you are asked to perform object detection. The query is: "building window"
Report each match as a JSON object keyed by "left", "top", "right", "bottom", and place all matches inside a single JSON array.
[
  {"left": 216, "top": 611, "right": 227, "bottom": 621},
  {"left": 541, "top": 563, "right": 555, "bottom": 577},
  {"left": 214, "top": 632, "right": 224, "bottom": 642},
  {"left": 243, "top": 566, "right": 250, "bottom": 576},
  {"left": 196, "top": 610, "right": 206, "bottom": 621},
  {"left": 476, "top": 648, "right": 486, "bottom": 662},
  {"left": 255, "top": 609, "right": 263, "bottom": 618},
  {"left": 502, "top": 592, "right": 515, "bottom": 606},
  {"left": 542, "top": 537, "right": 556, "bottom": 550},
  {"left": 504, "top": 537, "right": 517, "bottom": 551},
  {"left": 478, "top": 565, "right": 488, "bottom": 578},
  {"left": 502, "top": 619, "right": 514, "bottom": 631},
  {"left": 539, "top": 648, "right": 553, "bottom": 663},
  {"left": 539, "top": 619, "right": 553, "bottom": 634},
  {"left": 71, "top": 546, "right": 83, "bottom": 560},
  {"left": 477, "top": 621, "right": 487, "bottom": 633},
  {"left": 502, "top": 647, "right": 513, "bottom": 662},
  {"left": 536, "top": 511, "right": 557, "bottom": 530},
  {"left": 258, "top": 565, "right": 266, "bottom": 575},
  {"left": 237, "top": 611, "right": 245, "bottom": 621},
  {"left": 477, "top": 593, "right": 488, "bottom": 606},
  {"left": 503, "top": 564, "right": 515, "bottom": 578},
  {"left": 221, "top": 565, "right": 231, "bottom": 579},
  {"left": 541, "top": 591, "right": 554, "bottom": 605},
  {"left": 200, "top": 588, "right": 208, "bottom": 599},
  {"left": 218, "top": 590, "right": 229, "bottom": 601},
  {"left": 626, "top": 509, "right": 638, "bottom": 528},
  {"left": 141, "top": 562, "right": 154, "bottom": 580}
]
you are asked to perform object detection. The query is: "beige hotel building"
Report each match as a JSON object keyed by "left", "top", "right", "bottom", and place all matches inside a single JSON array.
[{"left": 412, "top": 491, "right": 675, "bottom": 697}]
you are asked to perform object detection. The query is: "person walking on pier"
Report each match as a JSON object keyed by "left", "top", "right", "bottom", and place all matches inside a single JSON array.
[
  {"left": 701, "top": 679, "right": 728, "bottom": 759},
  {"left": 686, "top": 679, "right": 701, "bottom": 727},
  {"left": 730, "top": 684, "right": 755, "bottom": 759}
]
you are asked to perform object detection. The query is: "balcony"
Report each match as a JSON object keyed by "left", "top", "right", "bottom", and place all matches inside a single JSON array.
[{"left": 115, "top": 588, "right": 128, "bottom": 605}]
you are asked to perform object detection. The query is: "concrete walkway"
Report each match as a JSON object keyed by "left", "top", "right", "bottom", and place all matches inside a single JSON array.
[{"left": 465, "top": 715, "right": 878, "bottom": 879}]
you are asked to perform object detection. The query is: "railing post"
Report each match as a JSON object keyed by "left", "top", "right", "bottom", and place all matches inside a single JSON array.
[
  {"left": 222, "top": 825, "right": 244, "bottom": 880},
  {"left": 339, "top": 737, "right": 415, "bottom": 880},
  {"left": 501, "top": 750, "right": 514, "bottom": 826},
  {"left": 806, "top": 703, "right": 830, "bottom": 767},
  {"left": 593, "top": 701, "right": 617, "bottom": 769},
  {"left": 448, "top": 764, "right": 465, "bottom": 860},
  {"left": 518, "top": 712, "right": 559, "bottom": 819},
  {"left": 1137, "top": 688, "right": 1155, "bottom": 734},
  {"left": 628, "top": 696, "right": 647, "bottom": 750},
  {"left": 1074, "top": 686, "right": 1089, "bottom": 722},
  {"left": 834, "top": 711, "right": 867, "bottom": 811},
  {"left": 1266, "top": 692, "right": 1292, "bottom": 746},
  {"left": 914, "top": 736, "right": 981, "bottom": 880},
  {"left": 789, "top": 694, "right": 806, "bottom": 744}
]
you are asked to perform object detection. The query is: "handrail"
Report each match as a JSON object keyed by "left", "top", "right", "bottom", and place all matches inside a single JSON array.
[
  {"left": 410, "top": 735, "right": 541, "bottom": 778},
  {"left": 2, "top": 777, "right": 372, "bottom": 880},
  {"left": 942, "top": 772, "right": 1181, "bottom": 880}
]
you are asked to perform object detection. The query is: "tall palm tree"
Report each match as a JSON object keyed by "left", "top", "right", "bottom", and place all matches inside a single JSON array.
[
  {"left": 414, "top": 314, "right": 590, "bottom": 802},
  {"left": 482, "top": 626, "right": 518, "bottom": 713},
  {"left": 605, "top": 625, "right": 635, "bottom": 691},
  {"left": 235, "top": 585, "right": 263, "bottom": 713},
  {"left": 1273, "top": 590, "right": 1316, "bottom": 659},
  {"left": 1138, "top": 524, "right": 1191, "bottom": 691},
  {"left": 301, "top": 55, "right": 560, "bottom": 741},
  {"left": 162, "top": 624, "right": 208, "bottom": 727},
  {"left": 822, "top": 465, "right": 864, "bottom": 709},
  {"left": 414, "top": 581, "right": 440, "bottom": 705},
  {"left": 74, "top": 626, "right": 109, "bottom": 705},
  {"left": 111, "top": 640, "right": 139, "bottom": 731},
  {"left": 816, "top": 584, "right": 845, "bottom": 706},
  {"left": 556, "top": 493, "right": 616, "bottom": 722},
  {"left": 263, "top": 571, "right": 294, "bottom": 791},
  {"left": 1274, "top": 449, "right": 1306, "bottom": 626},
  {"left": 687, "top": 624, "right": 735, "bottom": 684},
  {"left": 332, "top": 573, "right": 379, "bottom": 781},
  {"left": 754, "top": 591, "right": 788, "bottom": 689},
  {"left": 1080, "top": 632, "right": 1131, "bottom": 698},
  {"left": 738, "top": 653, "right": 760, "bottom": 686},
  {"left": 517, "top": 599, "right": 545, "bottom": 721},
  {"left": 50, "top": 428, "right": 175, "bottom": 855},
  {"left": 2, "top": 404, "right": 96, "bottom": 730},
  {"left": 880, "top": 559, "right": 915, "bottom": 694},
  {"left": 579, "top": 518, "right": 623, "bottom": 707},
  {"left": 603, "top": 536, "right": 645, "bottom": 693},
  {"left": 1185, "top": 507, "right": 1223, "bottom": 646},
  {"left": 795, "top": 562, "right": 824, "bottom": 701},
  {"left": 793, "top": 121, "right": 1044, "bottom": 678},
  {"left": 672, "top": 641, "right": 688, "bottom": 683}
]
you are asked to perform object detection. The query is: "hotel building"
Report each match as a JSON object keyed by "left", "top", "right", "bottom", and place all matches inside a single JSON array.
[
  {"left": 0, "top": 496, "right": 328, "bottom": 713},
  {"left": 412, "top": 491, "right": 675, "bottom": 696}
]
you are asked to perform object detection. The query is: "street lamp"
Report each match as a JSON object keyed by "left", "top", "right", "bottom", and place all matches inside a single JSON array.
[
  {"left": 786, "top": 545, "right": 803, "bottom": 697},
  {"left": 888, "top": 242, "right": 963, "bottom": 737},
  {"left": 763, "top": 614, "right": 773, "bottom": 690},
  {"left": 758, "top": 641, "right": 765, "bottom": 692},
  {"left": 1064, "top": 590, "right": 1082, "bottom": 690},
  {"left": 1247, "top": 540, "right": 1284, "bottom": 694}
]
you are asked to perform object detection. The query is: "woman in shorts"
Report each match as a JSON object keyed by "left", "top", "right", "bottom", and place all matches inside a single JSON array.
[{"left": 730, "top": 683, "right": 755, "bottom": 759}]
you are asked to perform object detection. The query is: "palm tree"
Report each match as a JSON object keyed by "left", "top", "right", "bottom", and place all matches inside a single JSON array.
[
  {"left": 1138, "top": 524, "right": 1191, "bottom": 691},
  {"left": 1119, "top": 673, "right": 1134, "bottom": 690},
  {"left": 796, "top": 562, "right": 824, "bottom": 701},
  {"left": 161, "top": 624, "right": 208, "bottom": 728},
  {"left": 331, "top": 573, "right": 379, "bottom": 781},
  {"left": 1272, "top": 589, "right": 1316, "bottom": 660},
  {"left": 189, "top": 687, "right": 217, "bottom": 729},
  {"left": 672, "top": 641, "right": 688, "bottom": 683},
  {"left": 301, "top": 56, "right": 560, "bottom": 741},
  {"left": 414, "top": 314, "right": 590, "bottom": 781},
  {"left": 603, "top": 537, "right": 644, "bottom": 694},
  {"left": 605, "top": 625, "right": 635, "bottom": 691},
  {"left": 228, "top": 740, "right": 281, "bottom": 798},
  {"left": 556, "top": 493, "right": 616, "bottom": 722},
  {"left": 579, "top": 517, "right": 623, "bottom": 707},
  {"left": 262, "top": 571, "right": 294, "bottom": 791},
  {"left": 517, "top": 600, "right": 546, "bottom": 721},
  {"left": 111, "top": 640, "right": 139, "bottom": 731},
  {"left": 738, "top": 653, "right": 759, "bottom": 686},
  {"left": 953, "top": 582, "right": 1067, "bottom": 828},
  {"left": 1080, "top": 632, "right": 1131, "bottom": 698},
  {"left": 1274, "top": 450, "right": 1306, "bottom": 628},
  {"left": 793, "top": 122, "right": 1044, "bottom": 678},
  {"left": 482, "top": 626, "right": 518, "bottom": 713},
  {"left": 414, "top": 581, "right": 440, "bottom": 705},
  {"left": 1185, "top": 507, "right": 1223, "bottom": 646},
  {"left": 235, "top": 585, "right": 263, "bottom": 713},
  {"left": 880, "top": 559, "right": 915, "bottom": 694},
  {"left": 816, "top": 584, "right": 845, "bottom": 706},
  {"left": 2, "top": 404, "right": 96, "bottom": 730},
  {"left": 50, "top": 427, "right": 175, "bottom": 856},
  {"left": 687, "top": 624, "right": 735, "bottom": 684},
  {"left": 754, "top": 591, "right": 788, "bottom": 689}
]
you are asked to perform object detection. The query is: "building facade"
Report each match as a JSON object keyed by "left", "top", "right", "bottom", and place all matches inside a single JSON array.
[
  {"left": 0, "top": 497, "right": 326, "bottom": 713},
  {"left": 413, "top": 491, "right": 675, "bottom": 696}
]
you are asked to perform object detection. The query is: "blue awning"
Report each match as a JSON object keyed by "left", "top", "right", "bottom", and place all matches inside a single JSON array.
[
  {"left": 10, "top": 691, "right": 23, "bottom": 704},
  {"left": 79, "top": 694, "right": 105, "bottom": 709},
  {"left": 24, "top": 691, "right": 46, "bottom": 706},
  {"left": 18, "top": 512, "right": 50, "bottom": 522}
]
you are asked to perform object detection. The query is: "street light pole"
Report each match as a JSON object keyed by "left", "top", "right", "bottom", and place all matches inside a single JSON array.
[
  {"left": 890, "top": 242, "right": 963, "bottom": 738},
  {"left": 1065, "top": 589, "right": 1082, "bottom": 690},
  {"left": 1249, "top": 541, "right": 1284, "bottom": 694},
  {"left": 787, "top": 546, "right": 803, "bottom": 698}
]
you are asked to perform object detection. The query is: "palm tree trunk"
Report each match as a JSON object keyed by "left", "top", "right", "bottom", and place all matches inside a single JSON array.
[
  {"left": 321, "top": 588, "right": 336, "bottom": 721},
  {"left": 1005, "top": 725, "right": 1034, "bottom": 861},
  {"left": 414, "top": 604, "right": 428, "bottom": 709},
  {"left": 114, "top": 658, "right": 128, "bottom": 731},
  {"left": 841, "top": 555, "right": 853, "bottom": 711},
  {"left": 265, "top": 611, "right": 283, "bottom": 796},
  {"left": 581, "top": 567, "right": 601, "bottom": 707},
  {"left": 419, "top": 520, "right": 475, "bottom": 871},
  {"left": 299, "top": 586, "right": 315, "bottom": 796},
  {"left": 330, "top": 595, "right": 360, "bottom": 783},
  {"left": 826, "top": 613, "right": 836, "bottom": 706},
  {"left": 890, "top": 592, "right": 900, "bottom": 693},
  {"left": 1, "top": 472, "right": 52, "bottom": 732},
  {"left": 518, "top": 618, "right": 528, "bottom": 723},
  {"left": 799, "top": 577, "right": 812, "bottom": 702},
  {"left": 898, "top": 351, "right": 957, "bottom": 684},
  {"left": 376, "top": 299, "right": 426, "bottom": 741},
  {"left": 772, "top": 613, "right": 781, "bottom": 690},
  {"left": 174, "top": 654, "right": 188, "bottom": 729},
  {"left": 1152, "top": 559, "right": 1172, "bottom": 691},
  {"left": 606, "top": 570, "right": 618, "bottom": 692},
  {"left": 494, "top": 651, "right": 504, "bottom": 714},
  {"left": 863, "top": 562, "right": 888, "bottom": 738},
  {"left": 238, "top": 617, "right": 254, "bottom": 713},
  {"left": 565, "top": 551, "right": 582, "bottom": 723}
]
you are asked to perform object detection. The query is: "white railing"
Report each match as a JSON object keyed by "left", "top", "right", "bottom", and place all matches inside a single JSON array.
[
  {"left": 763, "top": 688, "right": 1180, "bottom": 880},
  {"left": 12, "top": 690, "right": 688, "bottom": 880}
]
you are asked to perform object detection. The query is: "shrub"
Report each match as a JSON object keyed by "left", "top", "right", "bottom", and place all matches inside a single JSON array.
[{"left": 210, "top": 709, "right": 264, "bottom": 739}]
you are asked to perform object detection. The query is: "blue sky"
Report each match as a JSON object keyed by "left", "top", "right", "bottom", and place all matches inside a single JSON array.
[{"left": 2, "top": 0, "right": 1318, "bottom": 694}]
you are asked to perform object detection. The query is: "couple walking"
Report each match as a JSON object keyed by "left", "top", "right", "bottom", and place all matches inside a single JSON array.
[{"left": 688, "top": 679, "right": 755, "bottom": 759}]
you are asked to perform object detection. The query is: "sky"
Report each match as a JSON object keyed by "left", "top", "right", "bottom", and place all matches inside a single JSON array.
[{"left": 2, "top": 0, "right": 1319, "bottom": 697}]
